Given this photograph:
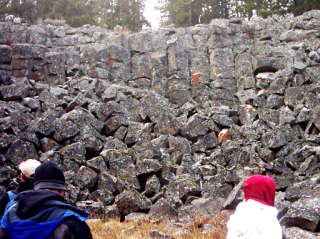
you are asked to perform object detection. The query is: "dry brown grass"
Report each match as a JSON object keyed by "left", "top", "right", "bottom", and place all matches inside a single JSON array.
[{"left": 88, "top": 211, "right": 229, "bottom": 239}]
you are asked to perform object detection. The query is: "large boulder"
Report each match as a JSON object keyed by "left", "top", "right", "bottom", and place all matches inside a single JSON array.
[
  {"left": 281, "top": 197, "right": 320, "bottom": 232},
  {"left": 5, "top": 140, "right": 38, "bottom": 164},
  {"left": 115, "top": 190, "right": 152, "bottom": 216}
]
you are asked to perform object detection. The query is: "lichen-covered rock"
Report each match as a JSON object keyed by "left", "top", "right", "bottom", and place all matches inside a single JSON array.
[
  {"left": 117, "top": 169, "right": 141, "bottom": 191},
  {"left": 0, "top": 83, "right": 29, "bottom": 100},
  {"left": 76, "top": 200, "right": 105, "bottom": 217},
  {"left": 178, "top": 198, "right": 224, "bottom": 222},
  {"left": 104, "top": 205, "right": 120, "bottom": 219},
  {"left": 89, "top": 189, "right": 114, "bottom": 206},
  {"left": 136, "top": 158, "right": 162, "bottom": 175},
  {"left": 261, "top": 130, "right": 289, "bottom": 149},
  {"left": 124, "top": 122, "right": 152, "bottom": 145},
  {"left": 165, "top": 174, "right": 201, "bottom": 202},
  {"left": 149, "top": 230, "right": 176, "bottom": 239},
  {"left": 86, "top": 156, "right": 106, "bottom": 172},
  {"left": 0, "top": 133, "right": 16, "bottom": 149},
  {"left": 0, "top": 168, "right": 11, "bottom": 184},
  {"left": 115, "top": 190, "right": 152, "bottom": 216},
  {"left": 149, "top": 198, "right": 178, "bottom": 220},
  {"left": 75, "top": 125, "right": 105, "bottom": 154},
  {"left": 31, "top": 114, "right": 57, "bottom": 136},
  {"left": 193, "top": 132, "right": 218, "bottom": 152},
  {"left": 156, "top": 111, "right": 180, "bottom": 135},
  {"left": 2, "top": 12, "right": 320, "bottom": 228},
  {"left": 5, "top": 139, "right": 38, "bottom": 164},
  {"left": 284, "top": 227, "right": 320, "bottom": 239},
  {"left": 103, "top": 149, "right": 134, "bottom": 173},
  {"left": 61, "top": 108, "right": 104, "bottom": 132},
  {"left": 144, "top": 175, "right": 161, "bottom": 197},
  {"left": 76, "top": 166, "right": 98, "bottom": 189},
  {"left": 59, "top": 142, "right": 86, "bottom": 161},
  {"left": 285, "top": 176, "right": 320, "bottom": 202},
  {"left": 181, "top": 114, "right": 209, "bottom": 140},
  {"left": 223, "top": 179, "right": 244, "bottom": 209},
  {"left": 53, "top": 118, "right": 79, "bottom": 141},
  {"left": 281, "top": 197, "right": 320, "bottom": 232},
  {"left": 98, "top": 171, "right": 117, "bottom": 193},
  {"left": 0, "top": 45, "right": 12, "bottom": 64}
]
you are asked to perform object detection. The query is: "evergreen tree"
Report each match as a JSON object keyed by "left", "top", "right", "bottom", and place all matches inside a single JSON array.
[
  {"left": 113, "top": 0, "right": 148, "bottom": 31},
  {"left": 159, "top": 0, "right": 201, "bottom": 27},
  {"left": 36, "top": 0, "right": 97, "bottom": 27},
  {"left": 0, "top": 0, "right": 10, "bottom": 9},
  {"left": 231, "top": 0, "right": 292, "bottom": 18},
  {"left": 201, "top": 0, "right": 230, "bottom": 22},
  {"left": 98, "top": 0, "right": 148, "bottom": 31},
  {"left": 0, "top": 0, "right": 149, "bottom": 30},
  {"left": 290, "top": 0, "right": 320, "bottom": 15},
  {"left": 0, "top": 0, "right": 37, "bottom": 23},
  {"left": 159, "top": 0, "right": 231, "bottom": 27}
]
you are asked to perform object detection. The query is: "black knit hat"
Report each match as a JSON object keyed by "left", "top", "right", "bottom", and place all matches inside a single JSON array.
[{"left": 34, "top": 161, "right": 65, "bottom": 190}]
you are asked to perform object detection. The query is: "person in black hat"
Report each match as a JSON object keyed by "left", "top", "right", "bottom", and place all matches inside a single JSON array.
[{"left": 0, "top": 161, "right": 92, "bottom": 239}]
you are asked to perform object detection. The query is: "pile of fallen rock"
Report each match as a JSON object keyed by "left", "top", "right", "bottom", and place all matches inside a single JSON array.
[{"left": 1, "top": 10, "right": 320, "bottom": 238}]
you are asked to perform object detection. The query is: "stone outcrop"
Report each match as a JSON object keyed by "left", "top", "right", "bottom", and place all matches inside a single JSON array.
[{"left": 1, "top": 10, "right": 320, "bottom": 236}]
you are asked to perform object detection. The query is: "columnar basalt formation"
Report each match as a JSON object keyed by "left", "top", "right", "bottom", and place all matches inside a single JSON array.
[{"left": 1, "top": 10, "right": 320, "bottom": 237}]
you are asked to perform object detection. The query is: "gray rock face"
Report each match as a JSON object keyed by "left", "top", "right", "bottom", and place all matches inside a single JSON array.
[
  {"left": 284, "top": 227, "right": 320, "bottom": 239},
  {"left": 0, "top": 45, "right": 12, "bottom": 64},
  {"left": 178, "top": 198, "right": 224, "bottom": 222},
  {"left": 59, "top": 142, "right": 86, "bottom": 162},
  {"left": 144, "top": 175, "right": 161, "bottom": 197},
  {"left": 115, "top": 190, "right": 152, "bottom": 216},
  {"left": 281, "top": 197, "right": 320, "bottom": 232},
  {"left": 76, "top": 166, "right": 98, "bottom": 189},
  {"left": 149, "top": 198, "right": 178, "bottom": 220},
  {"left": 1, "top": 12, "right": 320, "bottom": 235},
  {"left": 53, "top": 118, "right": 79, "bottom": 141},
  {"left": 5, "top": 140, "right": 38, "bottom": 164},
  {"left": 181, "top": 114, "right": 209, "bottom": 140},
  {"left": 165, "top": 174, "right": 201, "bottom": 202},
  {"left": 0, "top": 83, "right": 29, "bottom": 100},
  {"left": 149, "top": 230, "right": 176, "bottom": 239}
]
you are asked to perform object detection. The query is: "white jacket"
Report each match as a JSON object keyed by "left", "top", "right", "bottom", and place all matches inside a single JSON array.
[{"left": 227, "top": 199, "right": 282, "bottom": 239}]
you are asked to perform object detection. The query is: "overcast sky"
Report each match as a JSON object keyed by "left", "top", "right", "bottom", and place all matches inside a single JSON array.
[{"left": 144, "top": 0, "right": 161, "bottom": 28}]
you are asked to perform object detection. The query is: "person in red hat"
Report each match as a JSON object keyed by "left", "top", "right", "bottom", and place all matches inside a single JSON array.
[{"left": 227, "top": 174, "right": 282, "bottom": 239}]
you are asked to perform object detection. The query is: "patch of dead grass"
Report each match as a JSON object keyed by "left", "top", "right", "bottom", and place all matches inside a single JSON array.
[{"left": 88, "top": 211, "right": 229, "bottom": 239}]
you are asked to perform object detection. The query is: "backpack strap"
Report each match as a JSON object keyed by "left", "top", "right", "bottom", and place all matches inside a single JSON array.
[
  {"left": 7, "top": 192, "right": 16, "bottom": 201},
  {"left": 1, "top": 192, "right": 18, "bottom": 227}
]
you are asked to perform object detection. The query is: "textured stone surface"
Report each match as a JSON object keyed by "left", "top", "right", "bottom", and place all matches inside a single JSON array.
[
  {"left": 149, "top": 198, "right": 178, "bottom": 220},
  {"left": 5, "top": 140, "right": 38, "bottom": 164},
  {"left": 115, "top": 190, "right": 152, "bottom": 216},
  {"left": 281, "top": 197, "right": 320, "bottom": 232},
  {"left": 149, "top": 230, "right": 176, "bottom": 239},
  {"left": 284, "top": 227, "right": 320, "bottom": 239},
  {"left": 1, "top": 13, "right": 320, "bottom": 232}
]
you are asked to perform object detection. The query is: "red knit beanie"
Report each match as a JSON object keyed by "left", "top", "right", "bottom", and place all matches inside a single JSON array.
[{"left": 243, "top": 174, "right": 276, "bottom": 206}]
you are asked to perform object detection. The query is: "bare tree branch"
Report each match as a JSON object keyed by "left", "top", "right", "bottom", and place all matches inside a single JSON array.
[{"left": 0, "top": 0, "right": 10, "bottom": 9}]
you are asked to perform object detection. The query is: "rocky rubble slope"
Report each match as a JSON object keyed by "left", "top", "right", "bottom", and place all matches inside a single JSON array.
[{"left": 1, "top": 10, "right": 320, "bottom": 237}]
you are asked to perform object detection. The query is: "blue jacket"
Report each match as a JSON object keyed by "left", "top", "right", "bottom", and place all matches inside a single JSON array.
[
  {"left": 0, "top": 190, "right": 92, "bottom": 239},
  {"left": 0, "top": 192, "right": 16, "bottom": 220}
]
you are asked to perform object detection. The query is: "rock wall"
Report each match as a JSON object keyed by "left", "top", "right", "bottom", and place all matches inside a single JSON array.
[{"left": 1, "top": 10, "right": 320, "bottom": 236}]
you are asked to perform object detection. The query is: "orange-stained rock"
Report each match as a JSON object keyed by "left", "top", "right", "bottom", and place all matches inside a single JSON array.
[
  {"left": 246, "top": 105, "right": 255, "bottom": 112},
  {"left": 218, "top": 128, "right": 231, "bottom": 145},
  {"left": 257, "top": 89, "right": 265, "bottom": 96},
  {"left": 191, "top": 72, "right": 201, "bottom": 84}
]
